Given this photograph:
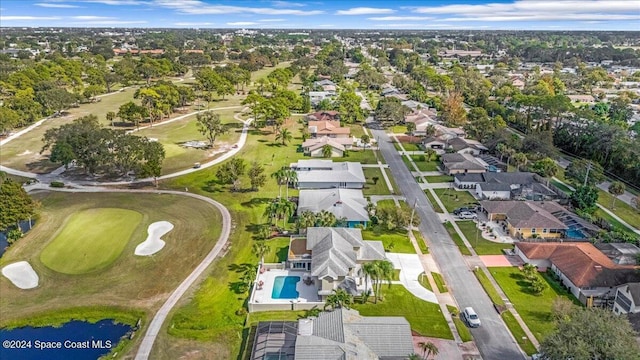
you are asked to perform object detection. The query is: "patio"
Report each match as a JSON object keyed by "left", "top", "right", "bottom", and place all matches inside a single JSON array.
[
  {"left": 251, "top": 267, "right": 320, "bottom": 306},
  {"left": 476, "top": 213, "right": 514, "bottom": 244}
]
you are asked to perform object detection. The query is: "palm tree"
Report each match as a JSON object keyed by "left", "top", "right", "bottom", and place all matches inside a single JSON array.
[
  {"left": 512, "top": 152, "right": 528, "bottom": 171},
  {"left": 495, "top": 143, "right": 506, "bottom": 162},
  {"left": 322, "top": 144, "right": 333, "bottom": 158},
  {"left": 296, "top": 210, "right": 316, "bottom": 234},
  {"left": 253, "top": 242, "right": 269, "bottom": 262},
  {"left": 271, "top": 168, "right": 288, "bottom": 198},
  {"left": 263, "top": 201, "right": 279, "bottom": 226},
  {"left": 316, "top": 210, "right": 336, "bottom": 227},
  {"left": 374, "top": 260, "right": 394, "bottom": 303},
  {"left": 504, "top": 147, "right": 516, "bottom": 170},
  {"left": 608, "top": 181, "right": 626, "bottom": 209},
  {"left": 362, "top": 262, "right": 378, "bottom": 298},
  {"left": 300, "top": 126, "right": 310, "bottom": 141},
  {"left": 425, "top": 124, "right": 436, "bottom": 137},
  {"left": 276, "top": 128, "right": 293, "bottom": 145},
  {"left": 284, "top": 169, "right": 298, "bottom": 199},
  {"left": 425, "top": 149, "right": 437, "bottom": 162},
  {"left": 324, "top": 289, "right": 353, "bottom": 310},
  {"left": 277, "top": 198, "right": 296, "bottom": 229},
  {"left": 419, "top": 341, "right": 439, "bottom": 360},
  {"left": 408, "top": 354, "right": 421, "bottom": 360}
]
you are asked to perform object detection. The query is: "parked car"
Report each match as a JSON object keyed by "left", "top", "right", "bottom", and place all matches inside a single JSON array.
[
  {"left": 453, "top": 206, "right": 477, "bottom": 215},
  {"left": 463, "top": 307, "right": 481, "bottom": 328},
  {"left": 458, "top": 211, "right": 478, "bottom": 220}
]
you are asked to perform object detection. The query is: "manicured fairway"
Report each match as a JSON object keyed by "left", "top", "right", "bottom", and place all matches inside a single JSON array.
[{"left": 40, "top": 208, "right": 143, "bottom": 274}]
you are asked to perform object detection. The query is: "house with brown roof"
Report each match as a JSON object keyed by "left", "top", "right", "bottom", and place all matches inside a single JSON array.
[
  {"left": 302, "top": 136, "right": 352, "bottom": 158},
  {"left": 515, "top": 242, "right": 640, "bottom": 306},
  {"left": 306, "top": 110, "right": 340, "bottom": 122},
  {"left": 308, "top": 120, "right": 350, "bottom": 139},
  {"left": 480, "top": 200, "right": 568, "bottom": 239}
]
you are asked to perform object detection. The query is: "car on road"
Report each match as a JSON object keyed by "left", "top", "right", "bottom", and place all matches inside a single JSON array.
[
  {"left": 193, "top": 162, "right": 201, "bottom": 169},
  {"left": 457, "top": 211, "right": 478, "bottom": 220},
  {"left": 463, "top": 307, "right": 481, "bottom": 328}
]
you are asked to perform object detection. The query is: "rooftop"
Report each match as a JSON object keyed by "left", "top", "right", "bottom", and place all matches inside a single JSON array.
[{"left": 481, "top": 200, "right": 568, "bottom": 230}]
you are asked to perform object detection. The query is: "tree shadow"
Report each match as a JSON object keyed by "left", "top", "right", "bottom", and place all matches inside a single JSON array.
[
  {"left": 202, "top": 179, "right": 223, "bottom": 193},
  {"left": 249, "top": 129, "right": 270, "bottom": 136},
  {"left": 266, "top": 143, "right": 285, "bottom": 147},
  {"left": 228, "top": 280, "right": 247, "bottom": 294},
  {"left": 245, "top": 223, "right": 264, "bottom": 235},
  {"left": 275, "top": 246, "right": 289, "bottom": 262},
  {"left": 241, "top": 198, "right": 271, "bottom": 208},
  {"left": 228, "top": 263, "right": 254, "bottom": 273}
]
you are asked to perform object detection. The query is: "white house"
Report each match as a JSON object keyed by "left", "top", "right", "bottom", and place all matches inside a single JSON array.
[
  {"left": 291, "top": 160, "right": 365, "bottom": 189},
  {"left": 613, "top": 283, "right": 640, "bottom": 315}
]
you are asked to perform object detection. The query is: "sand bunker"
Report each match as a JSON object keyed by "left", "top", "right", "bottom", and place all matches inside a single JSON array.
[
  {"left": 135, "top": 221, "right": 174, "bottom": 256},
  {"left": 2, "top": 261, "right": 39, "bottom": 289}
]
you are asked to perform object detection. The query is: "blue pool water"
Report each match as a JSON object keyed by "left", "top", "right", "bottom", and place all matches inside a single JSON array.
[
  {"left": 271, "top": 276, "right": 300, "bottom": 299},
  {"left": 0, "top": 319, "right": 132, "bottom": 360},
  {"left": 566, "top": 228, "right": 586, "bottom": 239}
]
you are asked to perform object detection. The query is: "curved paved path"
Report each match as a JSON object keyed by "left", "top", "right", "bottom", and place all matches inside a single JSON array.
[{"left": 26, "top": 185, "right": 231, "bottom": 360}]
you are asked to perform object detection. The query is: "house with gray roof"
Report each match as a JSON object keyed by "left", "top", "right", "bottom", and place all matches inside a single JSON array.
[
  {"left": 250, "top": 308, "right": 414, "bottom": 360},
  {"left": 291, "top": 160, "right": 365, "bottom": 189},
  {"left": 481, "top": 200, "right": 568, "bottom": 239},
  {"left": 455, "top": 172, "right": 558, "bottom": 200},
  {"left": 614, "top": 283, "right": 640, "bottom": 315},
  {"left": 288, "top": 228, "right": 385, "bottom": 300},
  {"left": 440, "top": 153, "right": 487, "bottom": 175},
  {"left": 298, "top": 189, "right": 369, "bottom": 228}
]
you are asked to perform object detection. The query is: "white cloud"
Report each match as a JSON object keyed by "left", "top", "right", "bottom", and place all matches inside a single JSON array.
[
  {"left": 174, "top": 22, "right": 213, "bottom": 26},
  {"left": 368, "top": 16, "right": 434, "bottom": 21},
  {"left": 151, "top": 0, "right": 323, "bottom": 15},
  {"left": 71, "top": 20, "right": 148, "bottom": 24},
  {"left": 271, "top": 1, "right": 305, "bottom": 7},
  {"left": 412, "top": 0, "right": 640, "bottom": 22},
  {"left": 72, "top": 16, "right": 114, "bottom": 20},
  {"left": 1, "top": 16, "right": 62, "bottom": 21},
  {"left": 316, "top": 24, "right": 335, "bottom": 27},
  {"left": 258, "top": 18, "right": 286, "bottom": 22},
  {"left": 336, "top": 7, "right": 395, "bottom": 15},
  {"left": 34, "top": 3, "right": 80, "bottom": 8},
  {"left": 227, "top": 21, "right": 259, "bottom": 26},
  {"left": 81, "top": 0, "right": 149, "bottom": 5}
]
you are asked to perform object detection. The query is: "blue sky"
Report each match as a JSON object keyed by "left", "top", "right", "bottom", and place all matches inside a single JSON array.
[{"left": 1, "top": 0, "right": 638, "bottom": 30}]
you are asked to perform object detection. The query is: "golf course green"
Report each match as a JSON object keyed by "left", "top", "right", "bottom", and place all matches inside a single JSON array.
[{"left": 40, "top": 208, "right": 143, "bottom": 274}]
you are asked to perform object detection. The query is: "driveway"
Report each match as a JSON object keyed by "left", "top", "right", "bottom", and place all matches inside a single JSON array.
[{"left": 386, "top": 252, "right": 438, "bottom": 304}]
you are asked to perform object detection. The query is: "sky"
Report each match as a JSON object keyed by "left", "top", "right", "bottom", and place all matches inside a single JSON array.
[{"left": 0, "top": 0, "right": 639, "bottom": 30}]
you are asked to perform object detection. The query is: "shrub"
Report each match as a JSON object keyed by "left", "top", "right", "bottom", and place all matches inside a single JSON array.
[
  {"left": 50, "top": 181, "right": 64, "bottom": 188},
  {"left": 235, "top": 308, "right": 247, "bottom": 316}
]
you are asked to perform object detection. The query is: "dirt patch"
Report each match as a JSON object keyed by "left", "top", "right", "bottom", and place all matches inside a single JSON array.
[{"left": 396, "top": 135, "right": 422, "bottom": 143}]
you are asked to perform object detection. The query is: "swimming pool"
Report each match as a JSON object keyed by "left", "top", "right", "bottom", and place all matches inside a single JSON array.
[
  {"left": 271, "top": 276, "right": 300, "bottom": 299},
  {"left": 566, "top": 228, "right": 586, "bottom": 239}
]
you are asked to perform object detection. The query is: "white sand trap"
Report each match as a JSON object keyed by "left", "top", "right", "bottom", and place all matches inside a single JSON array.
[
  {"left": 135, "top": 221, "right": 174, "bottom": 256},
  {"left": 2, "top": 261, "right": 39, "bottom": 289}
]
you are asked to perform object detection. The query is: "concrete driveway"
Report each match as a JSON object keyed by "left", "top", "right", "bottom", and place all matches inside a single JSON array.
[{"left": 386, "top": 252, "right": 438, "bottom": 303}]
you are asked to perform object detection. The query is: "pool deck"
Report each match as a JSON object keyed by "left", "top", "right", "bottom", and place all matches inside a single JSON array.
[{"left": 252, "top": 269, "right": 320, "bottom": 304}]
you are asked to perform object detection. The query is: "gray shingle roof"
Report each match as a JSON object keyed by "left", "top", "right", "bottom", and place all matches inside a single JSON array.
[
  {"left": 481, "top": 200, "right": 568, "bottom": 229},
  {"left": 294, "top": 161, "right": 366, "bottom": 185},
  {"left": 478, "top": 182, "right": 511, "bottom": 192},
  {"left": 298, "top": 189, "right": 369, "bottom": 222}
]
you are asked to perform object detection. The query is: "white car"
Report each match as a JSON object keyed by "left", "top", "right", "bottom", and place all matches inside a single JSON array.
[
  {"left": 457, "top": 211, "right": 477, "bottom": 220},
  {"left": 463, "top": 307, "right": 481, "bottom": 328}
]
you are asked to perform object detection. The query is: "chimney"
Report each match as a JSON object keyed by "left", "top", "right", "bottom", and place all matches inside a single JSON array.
[{"left": 298, "top": 318, "right": 313, "bottom": 336}]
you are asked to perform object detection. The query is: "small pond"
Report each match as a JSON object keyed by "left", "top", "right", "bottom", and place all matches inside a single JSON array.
[
  {"left": 0, "top": 220, "right": 35, "bottom": 258},
  {"left": 0, "top": 319, "right": 132, "bottom": 360}
]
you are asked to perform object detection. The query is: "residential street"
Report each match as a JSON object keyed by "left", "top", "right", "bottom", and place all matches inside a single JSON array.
[{"left": 368, "top": 117, "right": 526, "bottom": 360}]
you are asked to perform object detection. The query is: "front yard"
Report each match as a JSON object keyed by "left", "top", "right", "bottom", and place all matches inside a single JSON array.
[
  {"left": 362, "top": 228, "right": 416, "bottom": 254},
  {"left": 362, "top": 167, "right": 392, "bottom": 195},
  {"left": 456, "top": 221, "right": 514, "bottom": 255},
  {"left": 334, "top": 149, "right": 380, "bottom": 164},
  {"left": 353, "top": 285, "right": 453, "bottom": 339},
  {"left": 433, "top": 188, "right": 478, "bottom": 213}
]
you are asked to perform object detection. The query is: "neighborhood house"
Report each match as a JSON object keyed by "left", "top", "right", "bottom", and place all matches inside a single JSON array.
[{"left": 291, "top": 160, "right": 365, "bottom": 189}]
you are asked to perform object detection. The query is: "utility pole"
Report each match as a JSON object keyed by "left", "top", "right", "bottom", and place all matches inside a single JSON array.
[{"left": 584, "top": 161, "right": 592, "bottom": 187}]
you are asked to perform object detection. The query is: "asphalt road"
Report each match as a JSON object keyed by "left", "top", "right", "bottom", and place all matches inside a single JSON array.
[{"left": 368, "top": 118, "right": 526, "bottom": 360}]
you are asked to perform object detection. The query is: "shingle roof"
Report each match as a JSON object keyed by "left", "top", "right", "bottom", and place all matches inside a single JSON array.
[
  {"left": 303, "top": 137, "right": 348, "bottom": 153},
  {"left": 441, "top": 153, "right": 486, "bottom": 171},
  {"left": 478, "top": 182, "right": 511, "bottom": 192},
  {"left": 454, "top": 173, "right": 485, "bottom": 183},
  {"left": 298, "top": 189, "right": 369, "bottom": 222},
  {"left": 481, "top": 200, "right": 567, "bottom": 229},
  {"left": 447, "top": 137, "right": 478, "bottom": 152},
  {"left": 308, "top": 120, "right": 351, "bottom": 135},
  {"left": 516, "top": 242, "right": 640, "bottom": 288},
  {"left": 294, "top": 161, "right": 366, "bottom": 185}
]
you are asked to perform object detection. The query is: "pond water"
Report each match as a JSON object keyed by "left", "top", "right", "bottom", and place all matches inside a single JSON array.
[{"left": 0, "top": 319, "right": 132, "bottom": 360}]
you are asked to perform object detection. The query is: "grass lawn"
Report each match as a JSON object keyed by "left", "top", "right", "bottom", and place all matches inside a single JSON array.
[
  {"left": 447, "top": 305, "right": 473, "bottom": 342},
  {"left": 433, "top": 188, "right": 478, "bottom": 213},
  {"left": 363, "top": 167, "right": 391, "bottom": 195},
  {"left": 390, "top": 125, "right": 408, "bottom": 134},
  {"left": 457, "top": 221, "right": 514, "bottom": 255},
  {"left": 444, "top": 222, "right": 472, "bottom": 256},
  {"left": 353, "top": 285, "right": 453, "bottom": 339},
  {"left": 250, "top": 61, "right": 292, "bottom": 82},
  {"left": 473, "top": 269, "right": 505, "bottom": 306},
  {"left": 431, "top": 272, "right": 447, "bottom": 293},
  {"left": 413, "top": 230, "right": 429, "bottom": 254},
  {"left": 384, "top": 167, "right": 399, "bottom": 194},
  {"left": 418, "top": 273, "right": 432, "bottom": 291},
  {"left": 0, "top": 191, "right": 222, "bottom": 333},
  {"left": 362, "top": 229, "right": 416, "bottom": 254},
  {"left": 489, "top": 267, "right": 580, "bottom": 342},
  {"left": 550, "top": 179, "right": 572, "bottom": 194},
  {"left": 263, "top": 237, "right": 290, "bottom": 263},
  {"left": 404, "top": 155, "right": 439, "bottom": 172},
  {"left": 335, "top": 149, "right": 379, "bottom": 164},
  {"left": 400, "top": 142, "right": 421, "bottom": 152},
  {"left": 425, "top": 175, "right": 454, "bottom": 183},
  {"left": 594, "top": 209, "right": 638, "bottom": 236},
  {"left": 425, "top": 190, "right": 444, "bottom": 213},
  {"left": 349, "top": 124, "right": 365, "bottom": 139},
  {"left": 40, "top": 208, "right": 143, "bottom": 274},
  {"left": 597, "top": 189, "right": 640, "bottom": 230},
  {"left": 501, "top": 311, "right": 538, "bottom": 356},
  {"left": 134, "top": 108, "right": 243, "bottom": 174}
]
